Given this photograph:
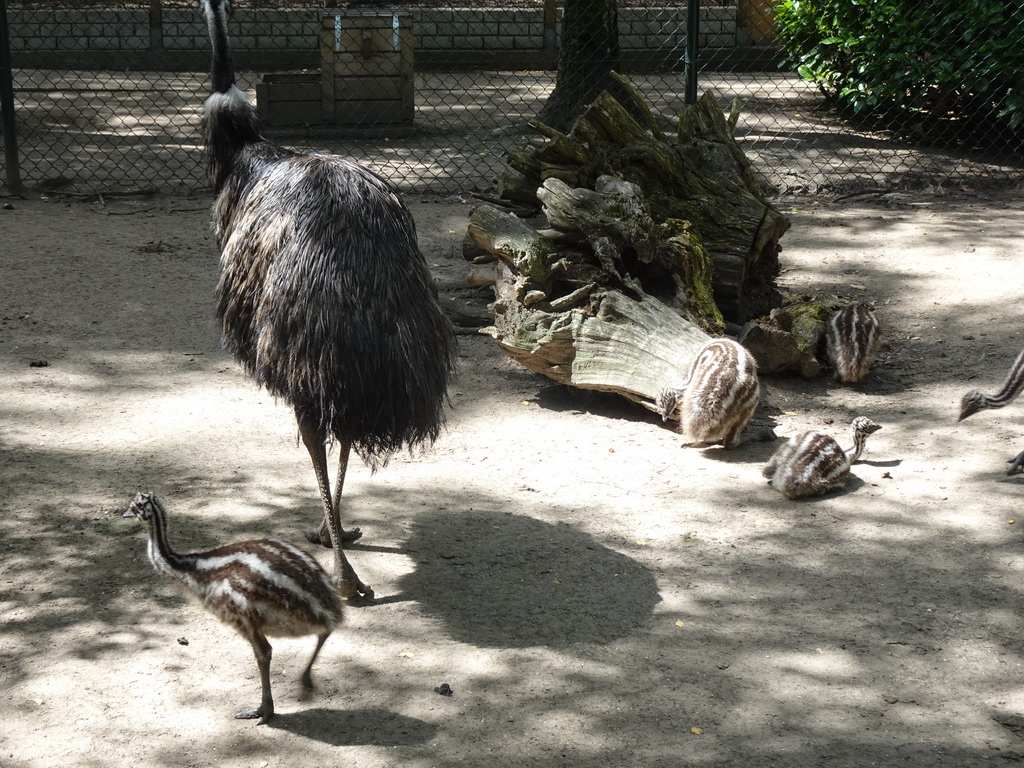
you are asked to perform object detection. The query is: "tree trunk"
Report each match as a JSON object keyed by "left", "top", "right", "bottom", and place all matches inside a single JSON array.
[
  {"left": 537, "top": 0, "right": 643, "bottom": 131},
  {"left": 469, "top": 84, "right": 791, "bottom": 411}
]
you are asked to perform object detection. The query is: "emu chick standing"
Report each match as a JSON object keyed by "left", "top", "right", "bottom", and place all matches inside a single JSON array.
[
  {"left": 959, "top": 347, "right": 1024, "bottom": 474},
  {"left": 200, "top": 0, "right": 456, "bottom": 600},
  {"left": 656, "top": 338, "right": 761, "bottom": 448},
  {"left": 763, "top": 417, "right": 881, "bottom": 499},
  {"left": 124, "top": 491, "right": 342, "bottom": 725},
  {"left": 825, "top": 304, "right": 881, "bottom": 383}
]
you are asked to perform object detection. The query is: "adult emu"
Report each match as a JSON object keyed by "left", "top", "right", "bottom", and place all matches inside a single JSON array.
[{"left": 200, "top": 0, "right": 456, "bottom": 601}]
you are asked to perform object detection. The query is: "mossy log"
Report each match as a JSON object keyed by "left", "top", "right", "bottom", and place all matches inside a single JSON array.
[
  {"left": 737, "top": 296, "right": 842, "bottom": 377},
  {"left": 468, "top": 81, "right": 791, "bottom": 408}
]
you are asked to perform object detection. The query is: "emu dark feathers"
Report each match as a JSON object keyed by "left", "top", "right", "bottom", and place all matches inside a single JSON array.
[
  {"left": 200, "top": 0, "right": 455, "bottom": 600},
  {"left": 212, "top": 152, "right": 450, "bottom": 462}
]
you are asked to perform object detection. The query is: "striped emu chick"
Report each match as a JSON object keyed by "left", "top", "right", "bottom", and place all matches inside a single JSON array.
[
  {"left": 656, "top": 339, "right": 761, "bottom": 448},
  {"left": 825, "top": 304, "right": 881, "bottom": 383},
  {"left": 763, "top": 417, "right": 881, "bottom": 499},
  {"left": 959, "top": 347, "right": 1024, "bottom": 474},
  {"left": 124, "top": 492, "right": 342, "bottom": 725}
]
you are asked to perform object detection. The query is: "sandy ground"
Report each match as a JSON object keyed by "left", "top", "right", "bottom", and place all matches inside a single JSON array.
[{"left": 2, "top": 183, "right": 1024, "bottom": 767}]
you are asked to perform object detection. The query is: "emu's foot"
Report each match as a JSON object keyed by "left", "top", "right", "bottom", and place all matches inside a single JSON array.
[
  {"left": 235, "top": 704, "right": 274, "bottom": 725},
  {"left": 339, "top": 577, "right": 375, "bottom": 604},
  {"left": 1007, "top": 451, "right": 1024, "bottom": 476},
  {"left": 304, "top": 523, "right": 363, "bottom": 548}
]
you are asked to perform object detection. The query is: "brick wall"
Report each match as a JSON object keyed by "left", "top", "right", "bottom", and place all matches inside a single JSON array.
[{"left": 10, "top": 6, "right": 740, "bottom": 55}]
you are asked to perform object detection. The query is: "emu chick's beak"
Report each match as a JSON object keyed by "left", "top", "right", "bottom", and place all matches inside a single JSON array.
[{"left": 122, "top": 508, "right": 136, "bottom": 519}]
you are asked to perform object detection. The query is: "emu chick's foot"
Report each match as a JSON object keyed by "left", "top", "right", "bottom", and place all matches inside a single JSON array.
[
  {"left": 1007, "top": 451, "right": 1024, "bottom": 476},
  {"left": 305, "top": 522, "right": 363, "bottom": 548},
  {"left": 236, "top": 704, "right": 273, "bottom": 725}
]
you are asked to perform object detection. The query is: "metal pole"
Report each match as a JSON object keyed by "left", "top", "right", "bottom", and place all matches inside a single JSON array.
[
  {"left": 149, "top": 0, "right": 164, "bottom": 50},
  {"left": 542, "top": 0, "right": 557, "bottom": 52},
  {"left": 683, "top": 0, "right": 700, "bottom": 105},
  {"left": 0, "top": 0, "right": 22, "bottom": 193}
]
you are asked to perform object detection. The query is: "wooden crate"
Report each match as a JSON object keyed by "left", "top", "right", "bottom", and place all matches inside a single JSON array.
[
  {"left": 320, "top": 9, "right": 415, "bottom": 126},
  {"left": 255, "top": 72, "right": 322, "bottom": 126}
]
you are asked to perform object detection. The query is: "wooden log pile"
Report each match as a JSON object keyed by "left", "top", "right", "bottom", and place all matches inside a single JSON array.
[{"left": 465, "top": 80, "right": 793, "bottom": 409}]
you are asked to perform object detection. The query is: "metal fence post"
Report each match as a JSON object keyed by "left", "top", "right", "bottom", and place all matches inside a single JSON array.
[
  {"left": 149, "top": 0, "right": 164, "bottom": 51},
  {"left": 0, "top": 0, "right": 22, "bottom": 194},
  {"left": 543, "top": 0, "right": 557, "bottom": 51},
  {"left": 684, "top": 0, "right": 699, "bottom": 105}
]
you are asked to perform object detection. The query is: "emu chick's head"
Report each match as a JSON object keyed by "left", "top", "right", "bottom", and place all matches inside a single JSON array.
[
  {"left": 123, "top": 491, "right": 160, "bottom": 523},
  {"left": 655, "top": 388, "right": 683, "bottom": 422},
  {"left": 851, "top": 416, "right": 882, "bottom": 437},
  {"left": 959, "top": 390, "right": 986, "bottom": 421}
]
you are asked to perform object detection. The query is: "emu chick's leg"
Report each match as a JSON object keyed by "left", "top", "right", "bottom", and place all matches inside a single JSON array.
[
  {"left": 1007, "top": 451, "right": 1024, "bottom": 476},
  {"left": 300, "top": 631, "right": 332, "bottom": 693},
  {"left": 298, "top": 418, "right": 374, "bottom": 601},
  {"left": 722, "top": 424, "right": 777, "bottom": 450},
  {"left": 236, "top": 633, "right": 274, "bottom": 724}
]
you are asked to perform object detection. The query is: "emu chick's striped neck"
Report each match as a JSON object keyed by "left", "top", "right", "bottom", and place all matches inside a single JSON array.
[
  {"left": 845, "top": 416, "right": 882, "bottom": 463},
  {"left": 960, "top": 347, "right": 1024, "bottom": 421}
]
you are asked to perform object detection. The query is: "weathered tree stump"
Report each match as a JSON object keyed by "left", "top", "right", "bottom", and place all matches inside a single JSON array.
[
  {"left": 738, "top": 295, "right": 846, "bottom": 378},
  {"left": 467, "top": 81, "right": 791, "bottom": 410}
]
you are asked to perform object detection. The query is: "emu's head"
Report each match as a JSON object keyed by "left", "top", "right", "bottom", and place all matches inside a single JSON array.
[
  {"left": 959, "top": 390, "right": 987, "bottom": 422},
  {"left": 198, "top": 0, "right": 232, "bottom": 19},
  {"left": 123, "top": 491, "right": 160, "bottom": 523}
]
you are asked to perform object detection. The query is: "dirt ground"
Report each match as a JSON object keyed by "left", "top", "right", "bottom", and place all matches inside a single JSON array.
[{"left": 2, "top": 183, "right": 1024, "bottom": 767}]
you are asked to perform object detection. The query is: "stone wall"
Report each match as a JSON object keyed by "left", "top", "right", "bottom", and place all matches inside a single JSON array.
[{"left": 10, "top": 6, "right": 742, "bottom": 54}]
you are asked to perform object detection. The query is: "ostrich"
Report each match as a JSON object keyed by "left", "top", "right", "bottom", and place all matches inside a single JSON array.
[
  {"left": 825, "top": 303, "right": 881, "bottom": 383},
  {"left": 123, "top": 491, "right": 343, "bottom": 725},
  {"left": 656, "top": 338, "right": 762, "bottom": 448},
  {"left": 199, "top": 0, "right": 456, "bottom": 600},
  {"left": 762, "top": 416, "right": 882, "bottom": 499},
  {"left": 959, "top": 347, "right": 1024, "bottom": 474}
]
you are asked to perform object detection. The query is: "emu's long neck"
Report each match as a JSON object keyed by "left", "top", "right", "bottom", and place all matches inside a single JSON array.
[
  {"left": 204, "top": 0, "right": 235, "bottom": 94},
  {"left": 200, "top": 0, "right": 264, "bottom": 191},
  {"left": 983, "top": 348, "right": 1024, "bottom": 410}
]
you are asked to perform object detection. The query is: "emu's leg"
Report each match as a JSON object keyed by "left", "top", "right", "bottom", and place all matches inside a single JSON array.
[
  {"left": 298, "top": 418, "right": 373, "bottom": 601},
  {"left": 307, "top": 444, "right": 362, "bottom": 545},
  {"left": 300, "top": 631, "right": 332, "bottom": 693},
  {"left": 236, "top": 633, "right": 274, "bottom": 724},
  {"left": 303, "top": 438, "right": 362, "bottom": 547}
]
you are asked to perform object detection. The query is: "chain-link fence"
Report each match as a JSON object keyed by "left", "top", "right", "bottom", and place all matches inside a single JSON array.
[{"left": 1, "top": 0, "right": 1022, "bottom": 196}]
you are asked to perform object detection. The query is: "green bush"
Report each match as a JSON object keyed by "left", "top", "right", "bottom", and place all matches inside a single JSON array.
[{"left": 773, "top": 0, "right": 1024, "bottom": 131}]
